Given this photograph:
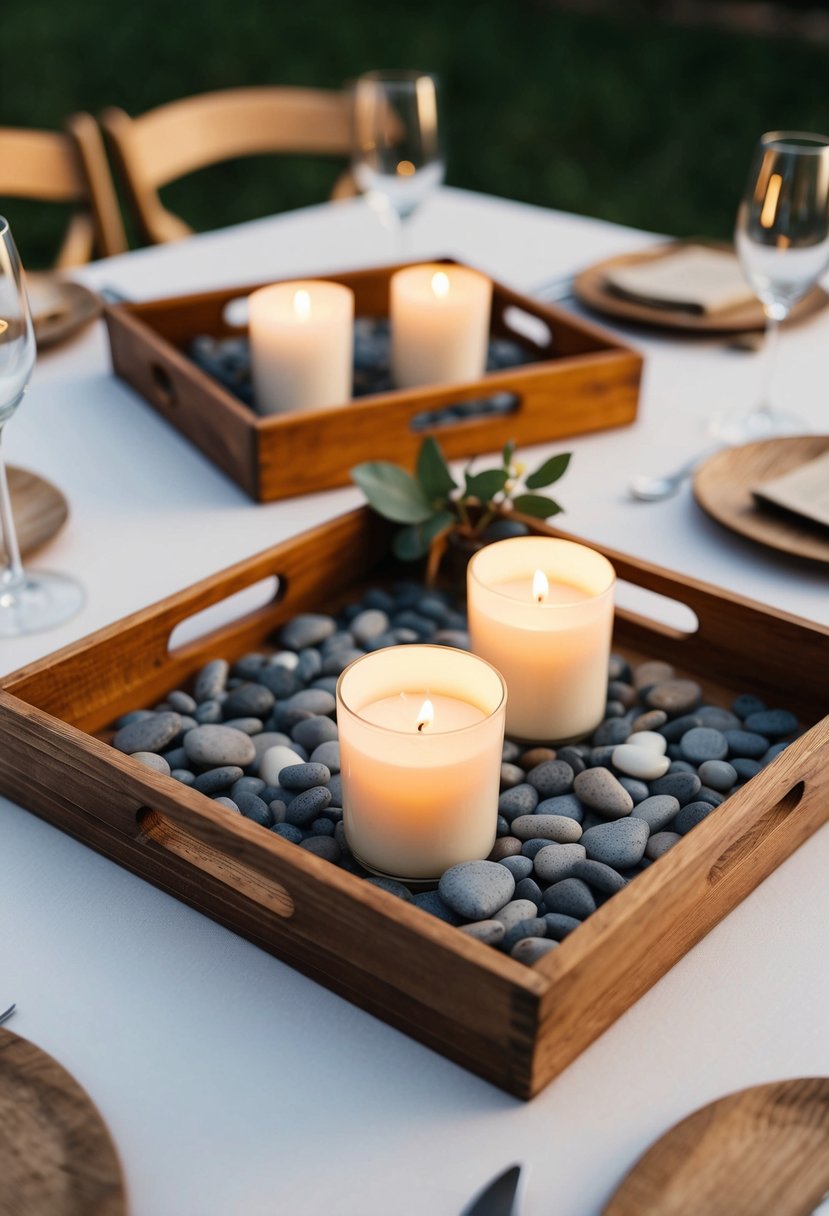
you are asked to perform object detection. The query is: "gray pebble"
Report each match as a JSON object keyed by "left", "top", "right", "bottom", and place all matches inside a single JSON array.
[
  {"left": 500, "top": 762, "right": 526, "bottom": 790},
  {"left": 459, "top": 919, "right": 505, "bottom": 946},
  {"left": 310, "top": 817, "right": 335, "bottom": 836},
  {"left": 213, "top": 796, "right": 240, "bottom": 813},
  {"left": 251, "top": 732, "right": 295, "bottom": 765},
  {"left": 631, "top": 794, "right": 680, "bottom": 833},
  {"left": 292, "top": 717, "right": 338, "bottom": 752},
  {"left": 258, "top": 665, "right": 301, "bottom": 699},
  {"left": 272, "top": 823, "right": 303, "bottom": 843},
  {"left": 279, "top": 762, "right": 331, "bottom": 791},
  {"left": 697, "top": 786, "right": 726, "bottom": 807},
  {"left": 131, "top": 751, "right": 171, "bottom": 776},
  {"left": 168, "top": 690, "right": 197, "bottom": 714},
  {"left": 231, "top": 776, "right": 265, "bottom": 798},
  {"left": 321, "top": 648, "right": 363, "bottom": 676},
  {"left": 286, "top": 786, "right": 332, "bottom": 826},
  {"left": 222, "top": 717, "right": 263, "bottom": 735},
  {"left": 438, "top": 861, "right": 515, "bottom": 921},
  {"left": 542, "top": 877, "right": 596, "bottom": 920},
  {"left": 232, "top": 653, "right": 266, "bottom": 681},
  {"left": 183, "top": 724, "right": 256, "bottom": 768},
  {"left": 592, "top": 718, "right": 631, "bottom": 747},
  {"left": 194, "top": 765, "right": 244, "bottom": 794},
  {"left": 606, "top": 699, "right": 629, "bottom": 718},
  {"left": 115, "top": 709, "right": 154, "bottom": 728},
  {"left": 680, "top": 727, "right": 728, "bottom": 764},
  {"left": 698, "top": 760, "right": 737, "bottom": 792},
  {"left": 162, "top": 746, "right": 188, "bottom": 769},
  {"left": 570, "top": 858, "right": 627, "bottom": 895},
  {"left": 618, "top": 777, "right": 650, "bottom": 805},
  {"left": 511, "top": 937, "right": 558, "bottom": 963},
  {"left": 268, "top": 800, "right": 287, "bottom": 823},
  {"left": 310, "top": 741, "right": 340, "bottom": 772},
  {"left": 493, "top": 899, "right": 540, "bottom": 931},
  {"left": 171, "top": 769, "right": 195, "bottom": 785},
  {"left": 535, "top": 794, "right": 584, "bottom": 822},
  {"left": 526, "top": 759, "right": 575, "bottom": 798},
  {"left": 326, "top": 773, "right": 343, "bottom": 804},
  {"left": 299, "top": 836, "right": 341, "bottom": 863},
  {"left": 631, "top": 709, "right": 668, "bottom": 733},
  {"left": 724, "top": 728, "right": 769, "bottom": 759},
  {"left": 281, "top": 689, "right": 336, "bottom": 717},
  {"left": 674, "top": 801, "right": 716, "bottom": 834},
  {"left": 582, "top": 818, "right": 649, "bottom": 868},
  {"left": 649, "top": 771, "right": 702, "bottom": 804},
  {"left": 502, "top": 740, "right": 522, "bottom": 763},
  {"left": 645, "top": 831, "right": 682, "bottom": 860},
  {"left": 732, "top": 757, "right": 762, "bottom": 781},
  {"left": 697, "top": 706, "right": 741, "bottom": 732},
  {"left": 510, "top": 815, "right": 582, "bottom": 844},
  {"left": 556, "top": 746, "right": 587, "bottom": 775},
  {"left": 589, "top": 745, "right": 617, "bottom": 768},
  {"left": 543, "top": 912, "right": 582, "bottom": 940},
  {"left": 646, "top": 679, "right": 703, "bottom": 716},
  {"left": 281, "top": 613, "right": 336, "bottom": 650},
  {"left": 502, "top": 918, "right": 548, "bottom": 953},
  {"left": 113, "top": 711, "right": 183, "bottom": 755},
  {"left": 194, "top": 700, "right": 223, "bottom": 724},
  {"left": 515, "top": 877, "right": 544, "bottom": 906},
  {"left": 236, "top": 792, "right": 273, "bottom": 826},
  {"left": 366, "top": 877, "right": 413, "bottom": 901},
  {"left": 608, "top": 654, "right": 631, "bottom": 682},
  {"left": 499, "top": 854, "right": 534, "bottom": 880},
  {"left": 222, "top": 683, "right": 275, "bottom": 719},
  {"left": 634, "top": 660, "right": 675, "bottom": 689},
  {"left": 533, "top": 843, "right": 587, "bottom": 885},
  {"left": 608, "top": 680, "right": 637, "bottom": 708},
  {"left": 193, "top": 659, "right": 229, "bottom": 702},
  {"left": 350, "top": 609, "right": 390, "bottom": 646},
  {"left": 744, "top": 708, "right": 798, "bottom": 738},
  {"left": 573, "top": 768, "right": 634, "bottom": 818},
  {"left": 498, "top": 784, "right": 539, "bottom": 821},
  {"left": 732, "top": 693, "right": 766, "bottom": 720},
  {"left": 660, "top": 713, "right": 703, "bottom": 743},
  {"left": 413, "top": 890, "right": 462, "bottom": 925},
  {"left": 488, "top": 837, "right": 522, "bottom": 861}
]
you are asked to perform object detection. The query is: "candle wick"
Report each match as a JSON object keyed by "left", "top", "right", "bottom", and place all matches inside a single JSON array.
[{"left": 417, "top": 721, "right": 426, "bottom": 732}]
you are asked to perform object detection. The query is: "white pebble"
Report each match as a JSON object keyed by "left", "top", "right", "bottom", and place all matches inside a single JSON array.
[
  {"left": 259, "top": 744, "right": 306, "bottom": 786},
  {"left": 611, "top": 743, "right": 670, "bottom": 781},
  {"left": 625, "top": 730, "right": 667, "bottom": 755},
  {"left": 270, "top": 650, "right": 300, "bottom": 670}
]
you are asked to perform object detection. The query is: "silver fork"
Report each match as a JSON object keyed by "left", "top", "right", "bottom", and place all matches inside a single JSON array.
[{"left": 0, "top": 1004, "right": 16, "bottom": 1025}]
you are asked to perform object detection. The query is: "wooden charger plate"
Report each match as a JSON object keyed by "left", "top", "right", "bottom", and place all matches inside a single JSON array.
[
  {"left": 693, "top": 435, "right": 829, "bottom": 565},
  {"left": 0, "top": 1027, "right": 127, "bottom": 1215},
  {"left": 2, "top": 465, "right": 69, "bottom": 565},
  {"left": 604, "top": 1078, "right": 829, "bottom": 1216},
  {"left": 26, "top": 273, "right": 101, "bottom": 350},
  {"left": 574, "top": 240, "right": 829, "bottom": 333}
]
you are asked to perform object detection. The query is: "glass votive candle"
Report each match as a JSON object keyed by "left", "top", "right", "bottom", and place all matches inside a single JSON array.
[
  {"left": 389, "top": 263, "right": 492, "bottom": 389},
  {"left": 467, "top": 537, "right": 616, "bottom": 744},
  {"left": 336, "top": 645, "right": 507, "bottom": 882}
]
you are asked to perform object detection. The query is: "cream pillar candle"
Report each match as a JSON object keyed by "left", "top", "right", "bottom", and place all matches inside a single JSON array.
[
  {"left": 468, "top": 537, "right": 615, "bottom": 744},
  {"left": 248, "top": 280, "right": 354, "bottom": 414},
  {"left": 390, "top": 263, "right": 492, "bottom": 388},
  {"left": 336, "top": 645, "right": 506, "bottom": 881}
]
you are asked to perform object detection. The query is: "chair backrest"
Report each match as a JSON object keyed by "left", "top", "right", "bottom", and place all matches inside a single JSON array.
[
  {"left": 100, "top": 87, "right": 357, "bottom": 246},
  {"left": 0, "top": 115, "right": 127, "bottom": 267}
]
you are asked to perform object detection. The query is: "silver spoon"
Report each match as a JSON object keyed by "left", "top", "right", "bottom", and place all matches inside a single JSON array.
[{"left": 629, "top": 446, "right": 721, "bottom": 502}]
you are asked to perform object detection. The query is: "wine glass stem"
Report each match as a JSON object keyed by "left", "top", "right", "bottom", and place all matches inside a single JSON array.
[
  {"left": 0, "top": 428, "right": 25, "bottom": 592},
  {"left": 757, "top": 309, "right": 782, "bottom": 420}
]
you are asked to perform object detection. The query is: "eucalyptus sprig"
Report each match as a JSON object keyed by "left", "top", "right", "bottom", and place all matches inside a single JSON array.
[{"left": 351, "top": 437, "right": 571, "bottom": 583}]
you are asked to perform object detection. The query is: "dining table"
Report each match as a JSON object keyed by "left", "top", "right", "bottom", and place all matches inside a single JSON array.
[{"left": 2, "top": 185, "right": 828, "bottom": 1216}]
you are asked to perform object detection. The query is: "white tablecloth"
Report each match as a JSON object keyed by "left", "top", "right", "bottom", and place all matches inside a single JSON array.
[{"left": 3, "top": 188, "right": 828, "bottom": 1216}]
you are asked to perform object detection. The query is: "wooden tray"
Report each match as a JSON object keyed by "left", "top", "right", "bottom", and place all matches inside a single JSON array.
[
  {"left": 0, "top": 508, "right": 827, "bottom": 1100},
  {"left": 103, "top": 260, "right": 642, "bottom": 502}
]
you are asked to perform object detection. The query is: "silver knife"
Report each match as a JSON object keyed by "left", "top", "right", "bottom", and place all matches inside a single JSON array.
[{"left": 460, "top": 1164, "right": 524, "bottom": 1216}]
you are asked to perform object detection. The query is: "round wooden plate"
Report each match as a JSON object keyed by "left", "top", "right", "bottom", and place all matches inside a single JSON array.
[
  {"left": 574, "top": 240, "right": 829, "bottom": 333},
  {"left": 0, "top": 1027, "right": 127, "bottom": 1216},
  {"left": 3, "top": 465, "right": 70, "bottom": 565},
  {"left": 26, "top": 273, "right": 101, "bottom": 350},
  {"left": 693, "top": 435, "right": 829, "bottom": 565},
  {"left": 604, "top": 1078, "right": 829, "bottom": 1216}
]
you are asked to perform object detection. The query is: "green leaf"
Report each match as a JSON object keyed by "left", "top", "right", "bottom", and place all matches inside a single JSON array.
[
  {"left": 351, "top": 462, "right": 433, "bottom": 524},
  {"left": 416, "top": 437, "right": 457, "bottom": 502},
  {"left": 464, "top": 468, "right": 508, "bottom": 503},
  {"left": 392, "top": 510, "right": 455, "bottom": 561},
  {"left": 524, "top": 451, "right": 572, "bottom": 490},
  {"left": 502, "top": 439, "right": 515, "bottom": 469},
  {"left": 511, "top": 493, "right": 564, "bottom": 519}
]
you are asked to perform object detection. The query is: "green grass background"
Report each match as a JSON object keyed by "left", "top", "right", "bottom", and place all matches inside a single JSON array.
[{"left": 4, "top": 0, "right": 829, "bottom": 266}]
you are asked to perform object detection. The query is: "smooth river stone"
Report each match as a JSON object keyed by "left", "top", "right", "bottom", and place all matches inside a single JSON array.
[
  {"left": 634, "top": 660, "right": 675, "bottom": 689},
  {"left": 438, "top": 861, "right": 516, "bottom": 921},
  {"left": 113, "top": 712, "right": 182, "bottom": 755},
  {"left": 526, "top": 759, "right": 575, "bottom": 798},
  {"left": 649, "top": 771, "right": 702, "bottom": 805},
  {"left": 543, "top": 912, "right": 582, "bottom": 940},
  {"left": 592, "top": 718, "right": 631, "bottom": 747},
  {"left": 697, "top": 706, "right": 742, "bottom": 732},
  {"left": 724, "top": 728, "right": 770, "bottom": 759},
  {"left": 698, "top": 760, "right": 738, "bottom": 792},
  {"left": 493, "top": 899, "right": 541, "bottom": 931},
  {"left": 660, "top": 713, "right": 703, "bottom": 743},
  {"left": 459, "top": 920, "right": 506, "bottom": 946},
  {"left": 533, "top": 843, "right": 587, "bottom": 885},
  {"left": 488, "top": 837, "right": 523, "bottom": 862},
  {"left": 569, "top": 858, "right": 627, "bottom": 895},
  {"left": 510, "top": 815, "right": 582, "bottom": 844},
  {"left": 310, "top": 741, "right": 340, "bottom": 772},
  {"left": 350, "top": 608, "right": 390, "bottom": 646},
  {"left": 280, "top": 613, "right": 337, "bottom": 650},
  {"left": 222, "top": 683, "right": 275, "bottom": 719},
  {"left": 498, "top": 784, "right": 540, "bottom": 820},
  {"left": 611, "top": 744, "right": 670, "bottom": 781},
  {"left": 631, "top": 794, "right": 680, "bottom": 833},
  {"left": 286, "top": 786, "right": 332, "bottom": 826},
  {"left": 680, "top": 727, "right": 729, "bottom": 764},
  {"left": 131, "top": 751, "right": 171, "bottom": 776},
  {"left": 259, "top": 744, "right": 306, "bottom": 787},
  {"left": 631, "top": 709, "right": 668, "bottom": 733},
  {"left": 674, "top": 800, "right": 716, "bottom": 834},
  {"left": 573, "top": 768, "right": 634, "bottom": 818},
  {"left": 498, "top": 855, "right": 534, "bottom": 880},
  {"left": 744, "top": 708, "right": 799, "bottom": 738},
  {"left": 193, "top": 765, "right": 244, "bottom": 794},
  {"left": 502, "top": 918, "right": 548, "bottom": 953},
  {"left": 581, "top": 818, "right": 649, "bottom": 868},
  {"left": 500, "top": 762, "right": 526, "bottom": 790},
  {"left": 625, "top": 730, "right": 667, "bottom": 755},
  {"left": 183, "top": 724, "right": 256, "bottom": 768},
  {"left": 279, "top": 762, "right": 331, "bottom": 791},
  {"left": 542, "top": 878, "right": 597, "bottom": 920},
  {"left": 281, "top": 689, "right": 337, "bottom": 717},
  {"left": 193, "top": 659, "right": 230, "bottom": 702},
  {"left": 515, "top": 877, "right": 543, "bottom": 907},
  {"left": 535, "top": 794, "right": 584, "bottom": 822},
  {"left": 731, "top": 693, "right": 766, "bottom": 720},
  {"left": 645, "top": 679, "right": 703, "bottom": 716},
  {"left": 645, "top": 831, "right": 682, "bottom": 860},
  {"left": 293, "top": 717, "right": 339, "bottom": 752},
  {"left": 618, "top": 777, "right": 649, "bottom": 805},
  {"left": 511, "top": 937, "right": 558, "bottom": 964}
]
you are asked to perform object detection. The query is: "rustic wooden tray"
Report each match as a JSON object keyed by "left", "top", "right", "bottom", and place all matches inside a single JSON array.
[
  {"left": 103, "top": 261, "right": 642, "bottom": 502},
  {"left": 1, "top": 508, "right": 827, "bottom": 1099}
]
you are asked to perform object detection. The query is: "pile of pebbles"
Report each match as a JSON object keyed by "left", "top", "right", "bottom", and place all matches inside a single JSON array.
[{"left": 110, "top": 583, "right": 800, "bottom": 967}]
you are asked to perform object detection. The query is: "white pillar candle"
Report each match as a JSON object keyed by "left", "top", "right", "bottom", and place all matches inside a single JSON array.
[
  {"left": 468, "top": 537, "right": 615, "bottom": 744},
  {"left": 390, "top": 263, "right": 492, "bottom": 388},
  {"left": 336, "top": 645, "right": 506, "bottom": 881},
  {"left": 248, "top": 280, "right": 354, "bottom": 413}
]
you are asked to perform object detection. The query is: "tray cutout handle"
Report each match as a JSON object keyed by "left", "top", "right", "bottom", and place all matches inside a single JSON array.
[
  {"left": 167, "top": 575, "right": 284, "bottom": 654},
  {"left": 708, "top": 781, "right": 805, "bottom": 888},
  {"left": 501, "top": 304, "right": 552, "bottom": 351},
  {"left": 615, "top": 578, "right": 700, "bottom": 639},
  {"left": 151, "top": 362, "right": 177, "bottom": 408},
  {"left": 410, "top": 392, "right": 520, "bottom": 433},
  {"left": 136, "top": 807, "right": 295, "bottom": 919}
]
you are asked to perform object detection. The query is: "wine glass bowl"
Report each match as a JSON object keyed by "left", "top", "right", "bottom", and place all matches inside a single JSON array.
[
  {"left": 712, "top": 130, "right": 829, "bottom": 443},
  {"left": 351, "top": 69, "right": 444, "bottom": 248},
  {"left": 0, "top": 216, "right": 84, "bottom": 636}
]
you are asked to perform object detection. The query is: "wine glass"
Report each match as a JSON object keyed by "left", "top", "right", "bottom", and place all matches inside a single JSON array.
[
  {"left": 0, "top": 217, "right": 84, "bottom": 636},
  {"left": 351, "top": 69, "right": 445, "bottom": 254},
  {"left": 710, "top": 130, "right": 829, "bottom": 444}
]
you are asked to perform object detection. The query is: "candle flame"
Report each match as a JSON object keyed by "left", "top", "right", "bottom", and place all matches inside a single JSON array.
[
  {"left": 396, "top": 159, "right": 416, "bottom": 177},
  {"left": 532, "top": 569, "right": 549, "bottom": 603},
  {"left": 293, "top": 289, "right": 312, "bottom": 321},
  {"left": 416, "top": 698, "right": 434, "bottom": 732},
  {"left": 431, "top": 271, "right": 450, "bottom": 300},
  {"left": 760, "top": 173, "right": 782, "bottom": 229}
]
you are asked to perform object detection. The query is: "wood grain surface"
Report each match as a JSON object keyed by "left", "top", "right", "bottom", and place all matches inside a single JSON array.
[
  {"left": 0, "top": 1028, "right": 126, "bottom": 1216},
  {"left": 604, "top": 1078, "right": 829, "bottom": 1216},
  {"left": 693, "top": 435, "right": 829, "bottom": 564},
  {"left": 2, "top": 465, "right": 69, "bottom": 565},
  {"left": 575, "top": 239, "right": 828, "bottom": 333}
]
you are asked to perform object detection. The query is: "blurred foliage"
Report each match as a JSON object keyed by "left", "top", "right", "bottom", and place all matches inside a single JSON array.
[{"left": 3, "top": 0, "right": 829, "bottom": 266}]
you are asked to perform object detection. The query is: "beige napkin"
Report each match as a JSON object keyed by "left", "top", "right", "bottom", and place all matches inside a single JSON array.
[
  {"left": 752, "top": 449, "right": 829, "bottom": 529},
  {"left": 605, "top": 246, "right": 756, "bottom": 315}
]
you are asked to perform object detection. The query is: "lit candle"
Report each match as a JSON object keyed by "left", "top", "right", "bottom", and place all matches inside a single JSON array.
[
  {"left": 468, "top": 537, "right": 615, "bottom": 744},
  {"left": 337, "top": 645, "right": 506, "bottom": 881},
  {"left": 248, "top": 280, "right": 354, "bottom": 413},
  {"left": 389, "top": 263, "right": 492, "bottom": 388}
]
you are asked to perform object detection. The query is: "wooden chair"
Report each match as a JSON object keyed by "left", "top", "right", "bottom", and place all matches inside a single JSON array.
[
  {"left": 100, "top": 87, "right": 357, "bottom": 246},
  {"left": 0, "top": 115, "right": 127, "bottom": 267}
]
